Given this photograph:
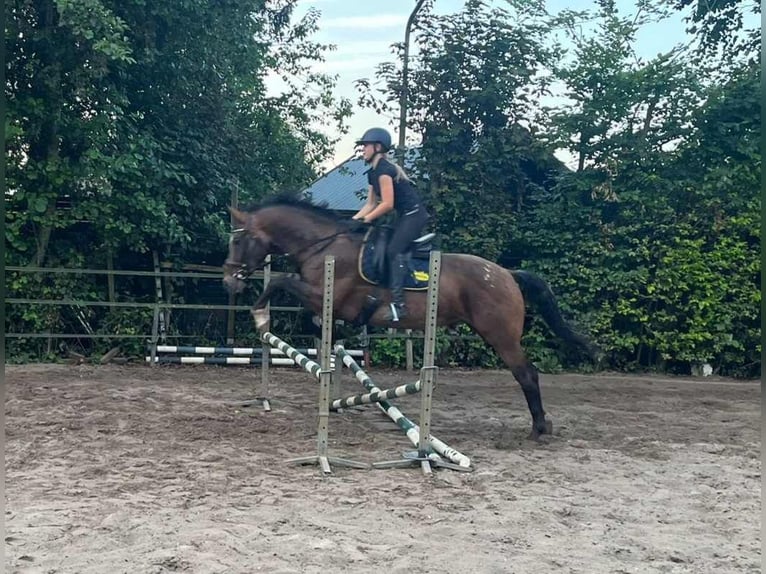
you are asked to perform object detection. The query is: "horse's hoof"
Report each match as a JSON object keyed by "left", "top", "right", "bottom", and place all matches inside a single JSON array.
[
  {"left": 527, "top": 431, "right": 543, "bottom": 442},
  {"left": 528, "top": 420, "right": 553, "bottom": 442},
  {"left": 251, "top": 309, "right": 269, "bottom": 330}
]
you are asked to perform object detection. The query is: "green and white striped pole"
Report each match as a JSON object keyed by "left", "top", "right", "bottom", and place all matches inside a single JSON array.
[
  {"left": 260, "top": 331, "right": 322, "bottom": 378},
  {"left": 334, "top": 345, "right": 471, "bottom": 469},
  {"left": 330, "top": 380, "right": 422, "bottom": 410}
]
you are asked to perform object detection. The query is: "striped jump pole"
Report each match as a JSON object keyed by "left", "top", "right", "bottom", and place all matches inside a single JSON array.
[
  {"left": 259, "top": 331, "right": 324, "bottom": 379},
  {"left": 146, "top": 356, "right": 313, "bottom": 366},
  {"left": 148, "top": 342, "right": 335, "bottom": 368},
  {"left": 330, "top": 380, "right": 422, "bottom": 410},
  {"left": 152, "top": 345, "right": 364, "bottom": 357},
  {"left": 334, "top": 345, "right": 471, "bottom": 470}
]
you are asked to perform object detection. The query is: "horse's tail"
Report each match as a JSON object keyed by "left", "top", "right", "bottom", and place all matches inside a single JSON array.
[{"left": 510, "top": 269, "right": 600, "bottom": 361}]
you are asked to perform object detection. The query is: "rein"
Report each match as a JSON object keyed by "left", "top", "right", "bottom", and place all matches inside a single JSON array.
[
  {"left": 288, "top": 230, "right": 347, "bottom": 260},
  {"left": 225, "top": 226, "right": 352, "bottom": 280}
]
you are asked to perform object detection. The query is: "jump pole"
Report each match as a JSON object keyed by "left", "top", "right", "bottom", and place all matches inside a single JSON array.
[
  {"left": 151, "top": 345, "right": 362, "bottom": 357},
  {"left": 330, "top": 379, "right": 422, "bottom": 410},
  {"left": 333, "top": 345, "right": 470, "bottom": 470},
  {"left": 146, "top": 356, "right": 324, "bottom": 366},
  {"left": 280, "top": 255, "right": 367, "bottom": 473}
]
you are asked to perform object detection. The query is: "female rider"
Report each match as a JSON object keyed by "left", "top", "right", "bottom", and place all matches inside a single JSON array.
[{"left": 351, "top": 127, "right": 429, "bottom": 322}]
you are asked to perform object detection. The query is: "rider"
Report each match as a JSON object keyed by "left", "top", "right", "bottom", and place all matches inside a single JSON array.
[{"left": 351, "top": 127, "right": 429, "bottom": 322}]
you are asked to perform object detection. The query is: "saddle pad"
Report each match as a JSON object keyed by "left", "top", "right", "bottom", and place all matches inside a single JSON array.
[{"left": 357, "top": 237, "right": 430, "bottom": 291}]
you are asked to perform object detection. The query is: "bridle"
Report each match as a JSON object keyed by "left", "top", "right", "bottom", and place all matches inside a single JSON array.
[
  {"left": 223, "top": 228, "right": 257, "bottom": 280},
  {"left": 224, "top": 226, "right": 351, "bottom": 280}
]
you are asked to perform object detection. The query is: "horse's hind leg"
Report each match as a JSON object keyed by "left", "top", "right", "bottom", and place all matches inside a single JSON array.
[
  {"left": 509, "top": 353, "right": 553, "bottom": 441},
  {"left": 483, "top": 332, "right": 552, "bottom": 440}
]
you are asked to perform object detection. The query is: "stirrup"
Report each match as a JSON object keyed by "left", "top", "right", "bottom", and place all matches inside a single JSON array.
[{"left": 386, "top": 303, "right": 407, "bottom": 322}]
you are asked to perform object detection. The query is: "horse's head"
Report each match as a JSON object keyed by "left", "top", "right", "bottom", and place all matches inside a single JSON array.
[{"left": 222, "top": 207, "right": 271, "bottom": 294}]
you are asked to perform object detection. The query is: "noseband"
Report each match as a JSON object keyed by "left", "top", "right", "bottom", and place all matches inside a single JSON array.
[{"left": 224, "top": 228, "right": 261, "bottom": 280}]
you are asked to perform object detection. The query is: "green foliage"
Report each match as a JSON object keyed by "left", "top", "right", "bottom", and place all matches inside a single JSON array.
[
  {"left": 357, "top": 0, "right": 563, "bottom": 260},
  {"left": 370, "top": 326, "right": 505, "bottom": 370},
  {"left": 97, "top": 308, "right": 154, "bottom": 356},
  {"left": 57, "top": 0, "right": 135, "bottom": 62},
  {"left": 357, "top": 0, "right": 759, "bottom": 377},
  {"left": 6, "top": 0, "right": 351, "bottom": 265},
  {"left": 6, "top": 0, "right": 759, "bottom": 377},
  {"left": 667, "top": 0, "right": 759, "bottom": 68},
  {"left": 522, "top": 6, "right": 760, "bottom": 376},
  {"left": 6, "top": 0, "right": 352, "bottom": 360},
  {"left": 370, "top": 337, "right": 408, "bottom": 368}
]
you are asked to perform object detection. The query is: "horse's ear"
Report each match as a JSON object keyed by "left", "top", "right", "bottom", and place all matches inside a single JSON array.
[{"left": 228, "top": 207, "right": 247, "bottom": 227}]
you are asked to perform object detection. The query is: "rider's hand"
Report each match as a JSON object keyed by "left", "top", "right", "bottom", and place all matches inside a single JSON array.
[{"left": 348, "top": 218, "right": 370, "bottom": 232}]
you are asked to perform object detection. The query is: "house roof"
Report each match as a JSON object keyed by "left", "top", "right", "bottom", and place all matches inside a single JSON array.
[
  {"left": 302, "top": 155, "right": 369, "bottom": 212},
  {"left": 303, "top": 149, "right": 423, "bottom": 213}
]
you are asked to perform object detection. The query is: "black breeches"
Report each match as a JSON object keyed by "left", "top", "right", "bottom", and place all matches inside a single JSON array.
[{"left": 386, "top": 206, "right": 429, "bottom": 260}]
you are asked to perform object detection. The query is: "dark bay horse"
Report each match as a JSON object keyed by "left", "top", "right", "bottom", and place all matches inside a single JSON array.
[{"left": 223, "top": 195, "right": 596, "bottom": 440}]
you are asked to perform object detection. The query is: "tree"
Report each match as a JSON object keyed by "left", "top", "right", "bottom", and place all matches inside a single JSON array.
[
  {"left": 6, "top": 0, "right": 351, "bottom": 266},
  {"left": 669, "top": 0, "right": 759, "bottom": 69},
  {"left": 356, "top": 0, "right": 562, "bottom": 261},
  {"left": 354, "top": 0, "right": 759, "bottom": 375},
  {"left": 5, "top": 0, "right": 352, "bottom": 357},
  {"left": 6, "top": 0, "right": 137, "bottom": 266},
  {"left": 521, "top": 2, "right": 759, "bottom": 375}
]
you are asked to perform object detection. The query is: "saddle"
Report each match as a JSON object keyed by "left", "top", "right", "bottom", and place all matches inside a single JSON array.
[{"left": 357, "top": 225, "right": 436, "bottom": 291}]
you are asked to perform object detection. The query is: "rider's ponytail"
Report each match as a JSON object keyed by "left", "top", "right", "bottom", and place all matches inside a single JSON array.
[{"left": 392, "top": 163, "right": 412, "bottom": 183}]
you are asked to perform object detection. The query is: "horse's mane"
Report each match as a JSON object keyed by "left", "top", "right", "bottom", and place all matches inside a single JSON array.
[{"left": 243, "top": 192, "right": 345, "bottom": 226}]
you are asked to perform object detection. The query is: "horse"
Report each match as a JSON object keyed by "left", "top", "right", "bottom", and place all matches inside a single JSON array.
[{"left": 222, "top": 194, "right": 597, "bottom": 440}]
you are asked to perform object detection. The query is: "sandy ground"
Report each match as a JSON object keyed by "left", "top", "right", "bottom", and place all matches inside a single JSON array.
[{"left": 4, "top": 362, "right": 761, "bottom": 574}]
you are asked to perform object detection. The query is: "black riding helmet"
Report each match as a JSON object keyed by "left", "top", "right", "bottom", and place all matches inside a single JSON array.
[{"left": 355, "top": 127, "right": 392, "bottom": 152}]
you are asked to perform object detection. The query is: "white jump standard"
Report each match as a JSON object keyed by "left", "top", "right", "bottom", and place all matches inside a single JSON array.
[{"left": 268, "top": 256, "right": 367, "bottom": 474}]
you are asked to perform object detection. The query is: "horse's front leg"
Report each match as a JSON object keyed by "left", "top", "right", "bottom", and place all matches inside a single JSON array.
[{"left": 251, "top": 274, "right": 322, "bottom": 330}]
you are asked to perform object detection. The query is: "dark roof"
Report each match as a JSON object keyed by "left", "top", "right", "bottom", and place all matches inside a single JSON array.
[
  {"left": 302, "top": 155, "right": 368, "bottom": 212},
  {"left": 303, "top": 149, "right": 423, "bottom": 213}
]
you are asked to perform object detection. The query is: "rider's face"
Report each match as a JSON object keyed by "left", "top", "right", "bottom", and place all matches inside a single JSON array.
[{"left": 361, "top": 143, "right": 376, "bottom": 162}]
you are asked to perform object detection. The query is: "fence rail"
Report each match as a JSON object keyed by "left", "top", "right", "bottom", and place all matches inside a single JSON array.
[
  {"left": 6, "top": 265, "right": 276, "bottom": 280},
  {"left": 5, "top": 264, "right": 483, "bottom": 362},
  {"left": 5, "top": 298, "right": 302, "bottom": 312},
  {"left": 5, "top": 263, "right": 306, "bottom": 352}
]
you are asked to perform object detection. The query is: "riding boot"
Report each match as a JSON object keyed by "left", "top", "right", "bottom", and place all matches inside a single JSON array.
[{"left": 386, "top": 254, "right": 409, "bottom": 322}]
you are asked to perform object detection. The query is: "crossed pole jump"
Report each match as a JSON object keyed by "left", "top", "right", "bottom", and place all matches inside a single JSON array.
[{"left": 253, "top": 251, "right": 472, "bottom": 475}]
